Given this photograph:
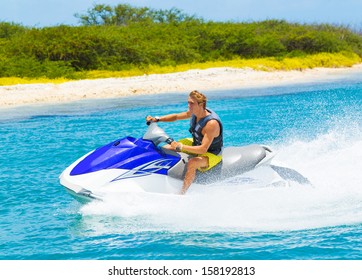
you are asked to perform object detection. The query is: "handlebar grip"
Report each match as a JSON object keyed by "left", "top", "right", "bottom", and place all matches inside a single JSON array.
[{"left": 165, "top": 138, "right": 174, "bottom": 144}]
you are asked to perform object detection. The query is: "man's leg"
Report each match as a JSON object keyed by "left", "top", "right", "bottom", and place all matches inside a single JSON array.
[{"left": 180, "top": 156, "right": 208, "bottom": 194}]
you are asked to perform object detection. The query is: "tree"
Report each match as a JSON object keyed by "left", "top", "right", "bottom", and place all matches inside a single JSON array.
[
  {"left": 75, "top": 3, "right": 202, "bottom": 26},
  {"left": 75, "top": 4, "right": 113, "bottom": 25}
]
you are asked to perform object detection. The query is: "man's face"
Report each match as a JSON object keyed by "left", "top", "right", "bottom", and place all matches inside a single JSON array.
[{"left": 188, "top": 97, "right": 203, "bottom": 113}]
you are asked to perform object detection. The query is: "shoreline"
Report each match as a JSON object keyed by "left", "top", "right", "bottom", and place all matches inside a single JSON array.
[{"left": 1, "top": 64, "right": 362, "bottom": 108}]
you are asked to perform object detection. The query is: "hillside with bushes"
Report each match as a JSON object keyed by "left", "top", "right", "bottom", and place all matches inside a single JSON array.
[{"left": 0, "top": 3, "right": 361, "bottom": 81}]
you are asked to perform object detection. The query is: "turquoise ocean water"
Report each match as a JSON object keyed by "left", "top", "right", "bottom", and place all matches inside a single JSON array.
[{"left": 0, "top": 72, "right": 361, "bottom": 260}]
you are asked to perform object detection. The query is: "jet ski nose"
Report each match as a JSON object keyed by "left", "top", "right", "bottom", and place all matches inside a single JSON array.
[
  {"left": 70, "top": 137, "right": 137, "bottom": 176},
  {"left": 69, "top": 136, "right": 180, "bottom": 176}
]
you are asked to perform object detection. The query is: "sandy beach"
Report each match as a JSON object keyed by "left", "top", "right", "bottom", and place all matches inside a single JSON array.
[{"left": 1, "top": 64, "right": 362, "bottom": 108}]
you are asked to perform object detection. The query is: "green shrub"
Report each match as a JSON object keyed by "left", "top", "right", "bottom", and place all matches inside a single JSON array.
[{"left": 0, "top": 4, "right": 361, "bottom": 79}]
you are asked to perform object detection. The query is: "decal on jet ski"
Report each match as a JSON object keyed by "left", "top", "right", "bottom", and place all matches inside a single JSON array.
[{"left": 112, "top": 158, "right": 174, "bottom": 181}]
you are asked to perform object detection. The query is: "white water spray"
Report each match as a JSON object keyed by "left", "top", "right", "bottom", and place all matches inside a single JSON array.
[{"left": 80, "top": 122, "right": 362, "bottom": 232}]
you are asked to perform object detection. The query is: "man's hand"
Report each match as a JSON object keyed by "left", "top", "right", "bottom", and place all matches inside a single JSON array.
[
  {"left": 146, "top": 115, "right": 159, "bottom": 123},
  {"left": 170, "top": 141, "right": 183, "bottom": 152}
]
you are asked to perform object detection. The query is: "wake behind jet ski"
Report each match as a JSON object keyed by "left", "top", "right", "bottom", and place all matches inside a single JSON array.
[{"left": 59, "top": 122, "right": 310, "bottom": 202}]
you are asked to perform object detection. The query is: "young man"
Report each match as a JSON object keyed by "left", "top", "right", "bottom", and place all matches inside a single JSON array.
[{"left": 146, "top": 90, "right": 223, "bottom": 194}]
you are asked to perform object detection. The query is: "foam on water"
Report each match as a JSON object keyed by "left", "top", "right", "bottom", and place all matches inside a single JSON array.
[
  {"left": 79, "top": 118, "right": 362, "bottom": 233},
  {"left": 1, "top": 76, "right": 361, "bottom": 259}
]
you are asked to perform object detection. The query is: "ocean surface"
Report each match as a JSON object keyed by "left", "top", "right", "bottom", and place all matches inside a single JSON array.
[{"left": 0, "top": 72, "right": 361, "bottom": 260}]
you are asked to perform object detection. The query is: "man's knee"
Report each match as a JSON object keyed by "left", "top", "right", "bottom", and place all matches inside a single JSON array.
[{"left": 188, "top": 157, "right": 208, "bottom": 170}]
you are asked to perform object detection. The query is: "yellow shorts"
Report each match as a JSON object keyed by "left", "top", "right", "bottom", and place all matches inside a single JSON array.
[{"left": 178, "top": 138, "right": 222, "bottom": 172}]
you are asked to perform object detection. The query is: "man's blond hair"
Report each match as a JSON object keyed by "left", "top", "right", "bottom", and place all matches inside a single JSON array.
[{"left": 189, "top": 90, "right": 207, "bottom": 109}]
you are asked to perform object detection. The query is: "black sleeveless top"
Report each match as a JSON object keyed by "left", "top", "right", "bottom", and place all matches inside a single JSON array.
[{"left": 189, "top": 108, "right": 223, "bottom": 155}]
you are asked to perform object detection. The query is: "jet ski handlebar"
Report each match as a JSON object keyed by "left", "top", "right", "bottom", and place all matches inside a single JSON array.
[{"left": 143, "top": 122, "right": 175, "bottom": 146}]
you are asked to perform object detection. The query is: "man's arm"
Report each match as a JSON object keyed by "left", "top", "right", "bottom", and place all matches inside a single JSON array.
[
  {"left": 171, "top": 120, "right": 220, "bottom": 154},
  {"left": 146, "top": 111, "right": 191, "bottom": 123}
]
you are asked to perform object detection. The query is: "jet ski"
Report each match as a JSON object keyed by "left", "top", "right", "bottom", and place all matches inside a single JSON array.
[{"left": 59, "top": 122, "right": 310, "bottom": 202}]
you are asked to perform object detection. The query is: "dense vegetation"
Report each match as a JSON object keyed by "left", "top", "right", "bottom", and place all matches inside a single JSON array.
[{"left": 0, "top": 3, "right": 361, "bottom": 80}]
